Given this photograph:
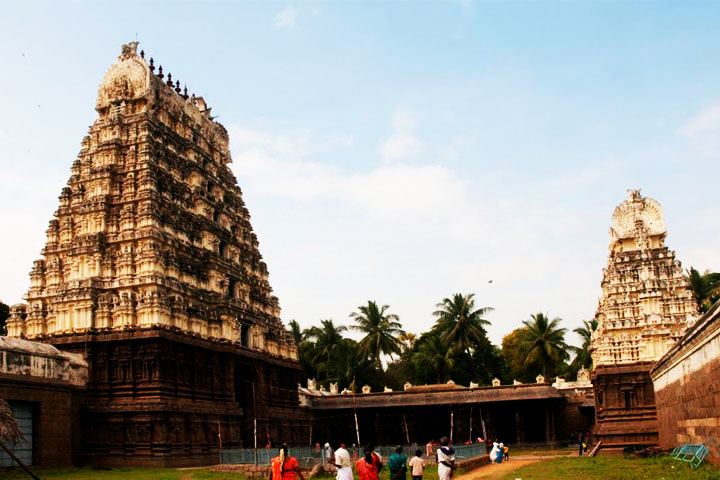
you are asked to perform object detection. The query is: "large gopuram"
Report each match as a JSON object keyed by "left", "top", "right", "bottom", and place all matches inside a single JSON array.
[
  {"left": 590, "top": 190, "right": 698, "bottom": 451},
  {"left": 5, "top": 42, "right": 306, "bottom": 466}
]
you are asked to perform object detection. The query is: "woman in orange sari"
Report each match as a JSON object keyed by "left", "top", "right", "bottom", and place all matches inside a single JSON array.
[
  {"left": 356, "top": 445, "right": 382, "bottom": 480},
  {"left": 271, "top": 444, "right": 306, "bottom": 480}
]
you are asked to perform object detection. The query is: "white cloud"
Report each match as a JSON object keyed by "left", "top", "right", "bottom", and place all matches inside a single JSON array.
[
  {"left": 679, "top": 100, "right": 720, "bottom": 155},
  {"left": 380, "top": 110, "right": 424, "bottom": 161},
  {"left": 225, "top": 123, "right": 613, "bottom": 347},
  {"left": 380, "top": 134, "right": 424, "bottom": 162},
  {"left": 229, "top": 125, "right": 467, "bottom": 225},
  {"left": 275, "top": 6, "right": 297, "bottom": 28}
]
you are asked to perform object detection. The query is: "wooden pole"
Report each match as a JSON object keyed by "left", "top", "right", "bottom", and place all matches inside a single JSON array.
[
  {"left": 479, "top": 407, "right": 487, "bottom": 440},
  {"left": 403, "top": 414, "right": 410, "bottom": 445},
  {"left": 450, "top": 410, "right": 454, "bottom": 444},
  {"left": 354, "top": 409, "right": 361, "bottom": 446},
  {"left": 469, "top": 406, "right": 473, "bottom": 443},
  {"left": 253, "top": 382, "right": 258, "bottom": 466},
  {"left": 0, "top": 440, "right": 41, "bottom": 480},
  {"left": 217, "top": 417, "right": 224, "bottom": 465},
  {"left": 353, "top": 387, "right": 361, "bottom": 447}
]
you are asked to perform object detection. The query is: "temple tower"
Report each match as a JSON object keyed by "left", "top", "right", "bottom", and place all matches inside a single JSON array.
[
  {"left": 6, "top": 43, "right": 306, "bottom": 466},
  {"left": 590, "top": 190, "right": 698, "bottom": 450}
]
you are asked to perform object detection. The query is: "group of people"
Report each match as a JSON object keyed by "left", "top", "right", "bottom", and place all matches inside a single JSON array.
[
  {"left": 488, "top": 441, "right": 508, "bottom": 464},
  {"left": 270, "top": 437, "right": 458, "bottom": 480}
]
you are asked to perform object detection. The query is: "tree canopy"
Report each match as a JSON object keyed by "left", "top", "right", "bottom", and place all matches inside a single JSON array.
[
  {"left": 350, "top": 301, "right": 405, "bottom": 369},
  {"left": 687, "top": 267, "right": 720, "bottom": 313},
  {"left": 432, "top": 293, "right": 493, "bottom": 355},
  {"left": 0, "top": 301, "right": 9, "bottom": 336}
]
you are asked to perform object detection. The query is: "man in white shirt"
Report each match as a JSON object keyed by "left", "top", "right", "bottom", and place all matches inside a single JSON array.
[
  {"left": 334, "top": 442, "right": 353, "bottom": 480},
  {"left": 436, "top": 437, "right": 455, "bottom": 480}
]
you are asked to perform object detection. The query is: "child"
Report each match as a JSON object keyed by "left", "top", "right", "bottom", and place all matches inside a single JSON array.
[
  {"left": 409, "top": 449, "right": 425, "bottom": 480},
  {"left": 503, "top": 444, "right": 509, "bottom": 462}
]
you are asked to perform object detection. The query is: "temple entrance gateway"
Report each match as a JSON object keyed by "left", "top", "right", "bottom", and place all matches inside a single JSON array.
[
  {"left": 589, "top": 191, "right": 699, "bottom": 452},
  {"left": 4, "top": 42, "right": 307, "bottom": 467}
]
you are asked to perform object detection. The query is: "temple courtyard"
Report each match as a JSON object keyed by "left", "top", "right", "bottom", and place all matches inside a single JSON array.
[{"left": 3, "top": 456, "right": 719, "bottom": 480}]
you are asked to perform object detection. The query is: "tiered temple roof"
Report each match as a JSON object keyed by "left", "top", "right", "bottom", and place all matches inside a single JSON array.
[
  {"left": 7, "top": 42, "right": 296, "bottom": 361},
  {"left": 590, "top": 190, "right": 698, "bottom": 366}
]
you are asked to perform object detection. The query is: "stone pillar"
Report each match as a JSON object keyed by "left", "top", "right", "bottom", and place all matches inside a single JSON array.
[
  {"left": 515, "top": 407, "right": 525, "bottom": 446},
  {"left": 374, "top": 411, "right": 384, "bottom": 446},
  {"left": 545, "top": 404, "right": 556, "bottom": 448}
]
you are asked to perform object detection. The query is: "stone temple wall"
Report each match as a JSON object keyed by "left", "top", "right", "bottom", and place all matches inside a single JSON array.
[
  {"left": 0, "top": 336, "right": 88, "bottom": 466},
  {"left": 651, "top": 301, "right": 720, "bottom": 465},
  {"left": 0, "top": 336, "right": 87, "bottom": 386}
]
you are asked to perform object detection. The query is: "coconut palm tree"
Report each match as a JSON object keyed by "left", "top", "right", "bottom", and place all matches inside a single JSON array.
[
  {"left": 433, "top": 293, "right": 493, "bottom": 355},
  {"left": 521, "top": 312, "right": 569, "bottom": 377},
  {"left": 569, "top": 319, "right": 597, "bottom": 373},
  {"left": 287, "top": 319, "right": 304, "bottom": 345},
  {"left": 412, "top": 333, "right": 454, "bottom": 383},
  {"left": 350, "top": 301, "right": 404, "bottom": 370},
  {"left": 305, "top": 319, "right": 348, "bottom": 379},
  {"left": 686, "top": 267, "right": 720, "bottom": 313},
  {"left": 398, "top": 332, "right": 417, "bottom": 352}
]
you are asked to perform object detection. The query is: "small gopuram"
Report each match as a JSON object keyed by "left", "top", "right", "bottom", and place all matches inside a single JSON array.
[
  {"left": 5, "top": 42, "right": 305, "bottom": 466},
  {"left": 590, "top": 190, "right": 698, "bottom": 451}
]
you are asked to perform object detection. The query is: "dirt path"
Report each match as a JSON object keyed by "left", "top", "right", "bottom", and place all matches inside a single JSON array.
[
  {"left": 456, "top": 454, "right": 570, "bottom": 480},
  {"left": 455, "top": 459, "right": 540, "bottom": 480}
]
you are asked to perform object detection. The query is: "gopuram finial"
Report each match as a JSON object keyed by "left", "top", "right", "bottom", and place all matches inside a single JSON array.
[
  {"left": 149, "top": 58, "right": 155, "bottom": 73},
  {"left": 158, "top": 65, "right": 164, "bottom": 79},
  {"left": 166, "top": 73, "right": 173, "bottom": 87},
  {"left": 119, "top": 42, "right": 139, "bottom": 60},
  {"left": 175, "top": 80, "right": 181, "bottom": 94},
  {"left": 140, "top": 49, "right": 145, "bottom": 59},
  {"left": 627, "top": 188, "right": 642, "bottom": 201}
]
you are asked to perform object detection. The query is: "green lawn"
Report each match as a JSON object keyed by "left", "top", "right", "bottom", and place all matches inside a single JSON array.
[
  {"left": 0, "top": 466, "right": 247, "bottom": 480},
  {"left": 315, "top": 463, "right": 438, "bottom": 480},
  {"left": 499, "top": 456, "right": 720, "bottom": 480},
  {"left": 0, "top": 463, "right": 441, "bottom": 480},
  {"left": 7, "top": 457, "right": 717, "bottom": 480}
]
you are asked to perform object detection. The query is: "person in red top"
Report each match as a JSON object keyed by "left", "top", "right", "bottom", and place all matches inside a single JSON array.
[
  {"left": 356, "top": 444, "right": 382, "bottom": 480},
  {"left": 271, "top": 444, "right": 306, "bottom": 480}
]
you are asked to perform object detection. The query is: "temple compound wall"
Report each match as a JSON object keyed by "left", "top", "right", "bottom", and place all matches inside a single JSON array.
[
  {"left": 651, "top": 301, "right": 720, "bottom": 465},
  {"left": 3, "top": 42, "right": 307, "bottom": 467},
  {"left": 0, "top": 337, "right": 87, "bottom": 467},
  {"left": 590, "top": 190, "right": 698, "bottom": 452},
  {"left": 301, "top": 373, "right": 594, "bottom": 448}
]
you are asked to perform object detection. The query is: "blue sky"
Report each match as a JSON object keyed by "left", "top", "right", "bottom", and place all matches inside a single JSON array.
[{"left": 1, "top": 1, "right": 719, "bottom": 348}]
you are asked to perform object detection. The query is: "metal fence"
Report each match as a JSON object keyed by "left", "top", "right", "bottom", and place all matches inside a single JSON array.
[{"left": 220, "top": 443, "right": 487, "bottom": 467}]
